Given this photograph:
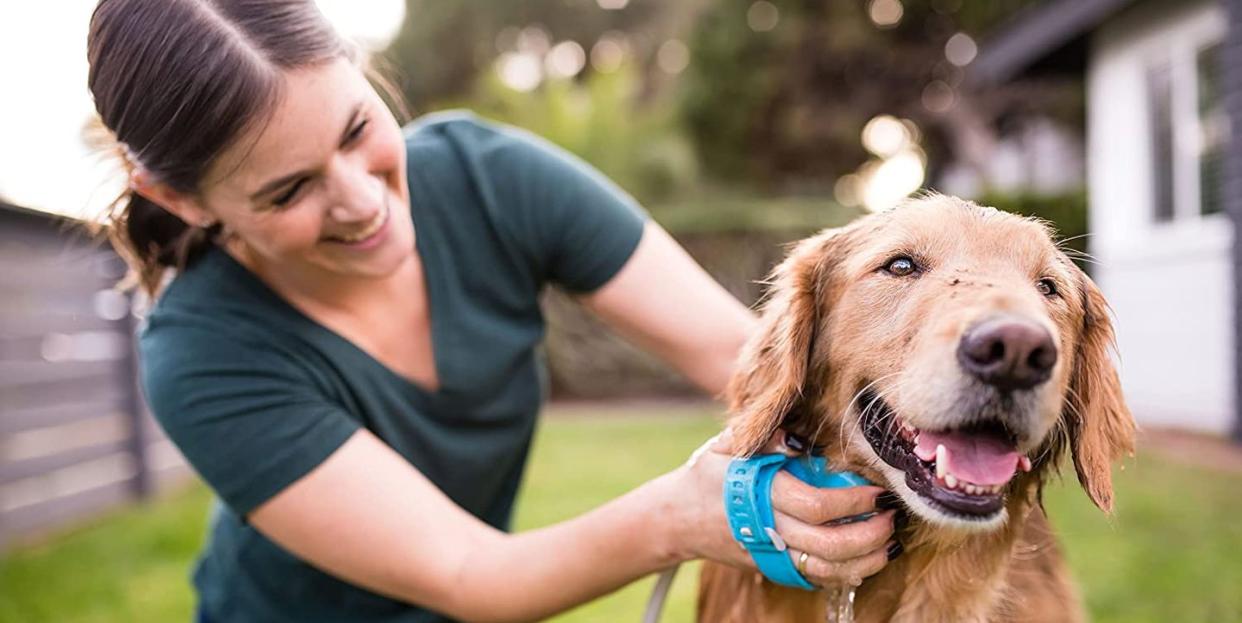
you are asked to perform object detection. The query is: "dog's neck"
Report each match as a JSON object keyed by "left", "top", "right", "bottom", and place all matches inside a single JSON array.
[{"left": 851, "top": 475, "right": 1045, "bottom": 623}]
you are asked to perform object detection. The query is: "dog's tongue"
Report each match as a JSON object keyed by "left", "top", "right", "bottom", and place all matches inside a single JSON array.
[{"left": 916, "top": 430, "right": 1019, "bottom": 485}]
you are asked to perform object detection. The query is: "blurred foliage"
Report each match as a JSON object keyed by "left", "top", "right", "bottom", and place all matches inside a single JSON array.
[
  {"left": 454, "top": 64, "right": 700, "bottom": 205},
  {"left": 386, "top": 1, "right": 1082, "bottom": 203},
  {"left": 680, "top": 0, "right": 1061, "bottom": 189},
  {"left": 384, "top": 0, "right": 703, "bottom": 111},
  {"left": 385, "top": 0, "right": 1088, "bottom": 256},
  {"left": 978, "top": 189, "right": 1090, "bottom": 259},
  {"left": 651, "top": 194, "right": 860, "bottom": 234}
]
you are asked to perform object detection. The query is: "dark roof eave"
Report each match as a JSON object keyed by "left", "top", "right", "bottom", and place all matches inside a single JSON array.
[
  {"left": 0, "top": 200, "right": 79, "bottom": 223},
  {"left": 969, "top": 0, "right": 1140, "bottom": 87}
]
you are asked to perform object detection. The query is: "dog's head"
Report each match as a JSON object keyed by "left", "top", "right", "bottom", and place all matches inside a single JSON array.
[{"left": 728, "top": 194, "right": 1135, "bottom": 530}]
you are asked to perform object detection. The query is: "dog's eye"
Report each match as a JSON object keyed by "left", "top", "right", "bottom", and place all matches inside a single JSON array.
[
  {"left": 1037, "top": 279, "right": 1059, "bottom": 297},
  {"left": 884, "top": 256, "right": 918, "bottom": 277}
]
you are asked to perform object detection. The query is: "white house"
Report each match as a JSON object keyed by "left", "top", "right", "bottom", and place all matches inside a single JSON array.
[{"left": 973, "top": 0, "right": 1241, "bottom": 440}]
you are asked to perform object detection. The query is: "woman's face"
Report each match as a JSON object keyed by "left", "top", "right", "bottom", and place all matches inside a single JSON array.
[{"left": 194, "top": 57, "right": 414, "bottom": 284}]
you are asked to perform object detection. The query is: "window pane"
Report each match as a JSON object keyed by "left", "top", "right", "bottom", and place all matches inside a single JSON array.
[
  {"left": 1197, "top": 42, "right": 1224, "bottom": 216},
  {"left": 1146, "top": 58, "right": 1175, "bottom": 222},
  {"left": 1198, "top": 42, "right": 1221, "bottom": 115}
]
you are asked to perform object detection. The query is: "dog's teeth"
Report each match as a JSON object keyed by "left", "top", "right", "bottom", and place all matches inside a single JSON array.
[
  {"left": 935, "top": 444, "right": 947, "bottom": 478},
  {"left": 1019, "top": 456, "right": 1032, "bottom": 472},
  {"left": 945, "top": 474, "right": 958, "bottom": 489}
]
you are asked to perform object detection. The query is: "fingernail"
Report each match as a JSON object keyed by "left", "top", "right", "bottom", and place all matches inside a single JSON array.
[
  {"left": 875, "top": 491, "right": 902, "bottom": 511},
  {"left": 893, "top": 509, "right": 909, "bottom": 532},
  {"left": 886, "top": 540, "right": 904, "bottom": 561},
  {"left": 783, "top": 430, "right": 809, "bottom": 453}
]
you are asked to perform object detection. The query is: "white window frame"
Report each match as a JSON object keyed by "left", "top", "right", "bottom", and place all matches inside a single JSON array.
[{"left": 1143, "top": 12, "right": 1226, "bottom": 228}]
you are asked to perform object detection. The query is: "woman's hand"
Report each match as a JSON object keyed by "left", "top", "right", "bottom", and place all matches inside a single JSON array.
[{"left": 667, "top": 427, "right": 899, "bottom": 587}]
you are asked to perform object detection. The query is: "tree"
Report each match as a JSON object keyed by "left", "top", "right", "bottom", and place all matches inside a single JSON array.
[
  {"left": 384, "top": 0, "right": 692, "bottom": 111},
  {"left": 680, "top": 0, "right": 1067, "bottom": 190}
]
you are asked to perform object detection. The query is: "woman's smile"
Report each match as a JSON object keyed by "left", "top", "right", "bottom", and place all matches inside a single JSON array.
[{"left": 325, "top": 196, "right": 391, "bottom": 249}]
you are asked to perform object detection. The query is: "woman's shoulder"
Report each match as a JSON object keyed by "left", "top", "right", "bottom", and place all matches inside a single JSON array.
[
  {"left": 402, "top": 109, "right": 566, "bottom": 173},
  {"left": 403, "top": 108, "right": 486, "bottom": 138},
  {"left": 403, "top": 109, "right": 511, "bottom": 145},
  {"left": 140, "top": 248, "right": 310, "bottom": 359}
]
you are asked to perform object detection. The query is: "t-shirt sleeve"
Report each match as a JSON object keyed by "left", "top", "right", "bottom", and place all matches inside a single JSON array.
[
  {"left": 435, "top": 113, "right": 649, "bottom": 293},
  {"left": 139, "top": 324, "right": 360, "bottom": 517}
]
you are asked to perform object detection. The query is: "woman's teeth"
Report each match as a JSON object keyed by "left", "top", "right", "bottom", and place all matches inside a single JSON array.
[{"left": 334, "top": 208, "right": 386, "bottom": 243}]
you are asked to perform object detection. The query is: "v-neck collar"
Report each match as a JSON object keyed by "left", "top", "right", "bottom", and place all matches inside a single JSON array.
[{"left": 202, "top": 199, "right": 449, "bottom": 399}]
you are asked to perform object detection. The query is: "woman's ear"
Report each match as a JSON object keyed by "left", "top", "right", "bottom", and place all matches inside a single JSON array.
[
  {"left": 130, "top": 172, "right": 214, "bottom": 228},
  {"left": 1064, "top": 268, "right": 1136, "bottom": 513},
  {"left": 727, "top": 228, "right": 850, "bottom": 456}
]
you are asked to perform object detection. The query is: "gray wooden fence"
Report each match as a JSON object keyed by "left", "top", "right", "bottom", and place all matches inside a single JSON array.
[{"left": 0, "top": 203, "right": 190, "bottom": 549}]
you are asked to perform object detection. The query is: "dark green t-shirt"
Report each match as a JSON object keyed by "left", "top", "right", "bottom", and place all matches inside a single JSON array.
[{"left": 139, "top": 111, "right": 646, "bottom": 622}]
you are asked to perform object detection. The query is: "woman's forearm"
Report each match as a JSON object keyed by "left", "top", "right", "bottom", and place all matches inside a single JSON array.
[{"left": 443, "top": 470, "right": 688, "bottom": 623}]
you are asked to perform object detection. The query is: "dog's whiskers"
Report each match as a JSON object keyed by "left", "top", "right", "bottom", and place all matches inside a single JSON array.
[{"left": 819, "top": 373, "right": 904, "bottom": 461}]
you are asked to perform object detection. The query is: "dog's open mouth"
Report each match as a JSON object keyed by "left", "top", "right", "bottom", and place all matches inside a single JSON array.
[{"left": 859, "top": 390, "right": 1033, "bottom": 519}]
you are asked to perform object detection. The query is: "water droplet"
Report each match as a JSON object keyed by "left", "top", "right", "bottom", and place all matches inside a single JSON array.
[{"left": 825, "top": 584, "right": 857, "bottom": 622}]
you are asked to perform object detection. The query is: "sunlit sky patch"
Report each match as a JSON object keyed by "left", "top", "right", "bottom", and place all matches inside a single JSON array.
[{"left": 0, "top": 1, "right": 404, "bottom": 219}]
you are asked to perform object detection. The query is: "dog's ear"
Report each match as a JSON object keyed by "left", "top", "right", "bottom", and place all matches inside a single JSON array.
[
  {"left": 727, "top": 228, "right": 849, "bottom": 456},
  {"left": 1064, "top": 267, "right": 1136, "bottom": 513}
]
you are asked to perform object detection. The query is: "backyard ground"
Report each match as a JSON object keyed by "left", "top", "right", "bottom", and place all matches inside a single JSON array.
[{"left": 1, "top": 402, "right": 1240, "bottom": 622}]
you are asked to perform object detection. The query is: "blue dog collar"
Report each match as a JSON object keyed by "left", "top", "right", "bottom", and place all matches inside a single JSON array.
[{"left": 724, "top": 453, "right": 870, "bottom": 590}]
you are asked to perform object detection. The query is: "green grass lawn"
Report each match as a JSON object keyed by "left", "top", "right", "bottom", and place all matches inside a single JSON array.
[{"left": 2, "top": 404, "right": 1240, "bottom": 622}]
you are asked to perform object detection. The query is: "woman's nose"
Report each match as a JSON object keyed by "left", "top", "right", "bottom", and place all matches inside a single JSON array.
[{"left": 326, "top": 159, "right": 383, "bottom": 222}]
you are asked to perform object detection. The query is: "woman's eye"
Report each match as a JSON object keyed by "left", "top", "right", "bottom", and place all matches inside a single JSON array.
[
  {"left": 272, "top": 179, "right": 307, "bottom": 207},
  {"left": 345, "top": 119, "right": 369, "bottom": 144},
  {"left": 884, "top": 256, "right": 918, "bottom": 277},
  {"left": 1037, "top": 279, "right": 1059, "bottom": 297}
]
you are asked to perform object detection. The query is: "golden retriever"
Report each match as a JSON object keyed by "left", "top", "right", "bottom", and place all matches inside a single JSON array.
[{"left": 698, "top": 194, "right": 1135, "bottom": 623}]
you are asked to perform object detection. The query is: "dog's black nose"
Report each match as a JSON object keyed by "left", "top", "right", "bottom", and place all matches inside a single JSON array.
[{"left": 958, "top": 316, "right": 1057, "bottom": 391}]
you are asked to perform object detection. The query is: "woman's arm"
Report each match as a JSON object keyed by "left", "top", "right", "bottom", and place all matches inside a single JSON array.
[
  {"left": 580, "top": 220, "right": 758, "bottom": 396},
  {"left": 248, "top": 429, "right": 684, "bottom": 622},
  {"left": 248, "top": 428, "right": 894, "bottom": 623}
]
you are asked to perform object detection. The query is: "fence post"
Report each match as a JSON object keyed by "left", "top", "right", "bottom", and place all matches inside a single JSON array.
[{"left": 121, "top": 285, "right": 153, "bottom": 500}]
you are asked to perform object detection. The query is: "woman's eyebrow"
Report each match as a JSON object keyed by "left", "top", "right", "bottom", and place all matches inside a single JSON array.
[{"left": 248, "top": 102, "right": 365, "bottom": 200}]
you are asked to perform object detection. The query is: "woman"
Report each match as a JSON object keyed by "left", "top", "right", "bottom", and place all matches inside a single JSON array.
[{"left": 87, "top": 1, "right": 899, "bottom": 621}]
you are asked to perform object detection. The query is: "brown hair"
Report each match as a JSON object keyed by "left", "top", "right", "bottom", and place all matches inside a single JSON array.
[{"left": 87, "top": 0, "right": 405, "bottom": 295}]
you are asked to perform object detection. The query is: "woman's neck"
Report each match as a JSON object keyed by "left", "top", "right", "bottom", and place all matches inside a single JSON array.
[{"left": 225, "top": 242, "right": 424, "bottom": 319}]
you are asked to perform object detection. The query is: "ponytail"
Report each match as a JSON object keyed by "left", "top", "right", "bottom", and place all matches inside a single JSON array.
[{"left": 100, "top": 188, "right": 221, "bottom": 296}]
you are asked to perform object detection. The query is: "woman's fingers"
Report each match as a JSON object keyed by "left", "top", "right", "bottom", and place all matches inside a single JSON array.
[
  {"left": 687, "top": 425, "right": 904, "bottom": 585},
  {"left": 787, "top": 544, "right": 892, "bottom": 587},
  {"left": 772, "top": 508, "right": 896, "bottom": 562},
  {"left": 757, "top": 428, "right": 805, "bottom": 456},
  {"left": 770, "top": 474, "right": 887, "bottom": 524}
]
